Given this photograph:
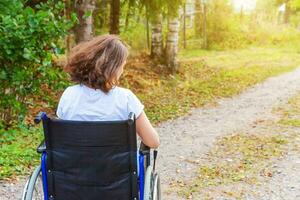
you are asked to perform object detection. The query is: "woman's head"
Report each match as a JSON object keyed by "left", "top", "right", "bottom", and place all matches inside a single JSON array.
[{"left": 66, "top": 35, "right": 129, "bottom": 93}]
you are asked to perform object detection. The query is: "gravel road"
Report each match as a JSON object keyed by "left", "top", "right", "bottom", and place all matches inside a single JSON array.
[{"left": 157, "top": 67, "right": 300, "bottom": 199}]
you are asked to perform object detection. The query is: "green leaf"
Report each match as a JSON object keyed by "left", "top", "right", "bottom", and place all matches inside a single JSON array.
[
  {"left": 22, "top": 48, "right": 32, "bottom": 60},
  {"left": 83, "top": 10, "right": 92, "bottom": 19},
  {"left": 0, "top": 70, "right": 7, "bottom": 79}
]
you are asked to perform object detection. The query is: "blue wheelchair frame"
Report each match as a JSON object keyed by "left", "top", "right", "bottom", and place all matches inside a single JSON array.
[{"left": 37, "top": 112, "right": 150, "bottom": 200}]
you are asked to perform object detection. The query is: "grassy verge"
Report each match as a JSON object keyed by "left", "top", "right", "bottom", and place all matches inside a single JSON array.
[
  {"left": 0, "top": 126, "right": 42, "bottom": 180},
  {"left": 1, "top": 45, "right": 300, "bottom": 180},
  {"left": 277, "top": 93, "right": 300, "bottom": 127},
  {"left": 126, "top": 46, "right": 300, "bottom": 123}
]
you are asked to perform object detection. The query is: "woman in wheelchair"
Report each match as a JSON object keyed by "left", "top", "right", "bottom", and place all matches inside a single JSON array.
[{"left": 22, "top": 35, "right": 161, "bottom": 200}]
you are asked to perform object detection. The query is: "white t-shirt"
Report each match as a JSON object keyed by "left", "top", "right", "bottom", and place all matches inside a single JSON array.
[{"left": 56, "top": 84, "right": 144, "bottom": 121}]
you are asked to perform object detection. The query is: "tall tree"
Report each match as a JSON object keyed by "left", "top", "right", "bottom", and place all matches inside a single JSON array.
[
  {"left": 73, "top": 0, "right": 96, "bottom": 43},
  {"left": 165, "top": 0, "right": 183, "bottom": 71},
  {"left": 151, "top": 15, "right": 163, "bottom": 61},
  {"left": 194, "top": 0, "right": 203, "bottom": 36},
  {"left": 125, "top": 0, "right": 136, "bottom": 30},
  {"left": 165, "top": 17, "right": 180, "bottom": 71},
  {"left": 109, "top": 0, "right": 120, "bottom": 34},
  {"left": 93, "top": 0, "right": 109, "bottom": 34},
  {"left": 277, "top": 0, "right": 300, "bottom": 23},
  {"left": 275, "top": 0, "right": 292, "bottom": 23},
  {"left": 284, "top": 0, "right": 291, "bottom": 23},
  {"left": 140, "top": 0, "right": 164, "bottom": 60},
  {"left": 141, "top": 0, "right": 183, "bottom": 71}
]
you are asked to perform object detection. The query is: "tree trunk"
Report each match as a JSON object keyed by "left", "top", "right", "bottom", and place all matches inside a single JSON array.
[
  {"left": 284, "top": 1, "right": 290, "bottom": 24},
  {"left": 93, "top": 0, "right": 109, "bottom": 33},
  {"left": 146, "top": 15, "right": 150, "bottom": 50},
  {"left": 202, "top": 2, "right": 207, "bottom": 49},
  {"left": 183, "top": 3, "right": 186, "bottom": 49},
  {"left": 109, "top": 0, "right": 120, "bottom": 34},
  {"left": 194, "top": 0, "right": 202, "bottom": 36},
  {"left": 74, "top": 0, "right": 96, "bottom": 43},
  {"left": 125, "top": 0, "right": 134, "bottom": 30},
  {"left": 150, "top": 15, "right": 163, "bottom": 61},
  {"left": 165, "top": 17, "right": 180, "bottom": 72}
]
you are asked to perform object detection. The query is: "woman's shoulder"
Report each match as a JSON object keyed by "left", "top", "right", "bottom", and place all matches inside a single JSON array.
[
  {"left": 114, "top": 87, "right": 144, "bottom": 117},
  {"left": 62, "top": 84, "right": 81, "bottom": 94},
  {"left": 112, "top": 86, "right": 133, "bottom": 96},
  {"left": 113, "top": 87, "right": 141, "bottom": 102},
  {"left": 59, "top": 84, "right": 85, "bottom": 101}
]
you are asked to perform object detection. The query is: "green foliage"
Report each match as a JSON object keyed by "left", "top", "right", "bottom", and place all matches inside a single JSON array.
[
  {"left": 191, "top": 0, "right": 254, "bottom": 49},
  {"left": 291, "top": 0, "right": 300, "bottom": 10},
  {"left": 257, "top": 0, "right": 300, "bottom": 11},
  {"left": 188, "top": 0, "right": 300, "bottom": 49},
  {"left": 120, "top": 23, "right": 148, "bottom": 52},
  {"left": 119, "top": 2, "right": 149, "bottom": 51},
  {"left": 0, "top": 125, "right": 42, "bottom": 179},
  {"left": 0, "top": 0, "right": 75, "bottom": 126},
  {"left": 205, "top": 0, "right": 240, "bottom": 49},
  {"left": 140, "top": 0, "right": 183, "bottom": 21},
  {"left": 256, "top": 0, "right": 277, "bottom": 11},
  {"left": 0, "top": 0, "right": 23, "bottom": 15}
]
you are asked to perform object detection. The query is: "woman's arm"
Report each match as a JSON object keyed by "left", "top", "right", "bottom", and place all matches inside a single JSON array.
[{"left": 136, "top": 111, "right": 160, "bottom": 148}]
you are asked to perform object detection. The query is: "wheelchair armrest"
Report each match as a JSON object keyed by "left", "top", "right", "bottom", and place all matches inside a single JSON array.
[
  {"left": 37, "top": 140, "right": 46, "bottom": 153},
  {"left": 139, "top": 142, "right": 150, "bottom": 155}
]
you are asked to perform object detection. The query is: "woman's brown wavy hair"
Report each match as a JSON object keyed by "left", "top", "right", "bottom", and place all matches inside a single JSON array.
[{"left": 65, "top": 35, "right": 129, "bottom": 93}]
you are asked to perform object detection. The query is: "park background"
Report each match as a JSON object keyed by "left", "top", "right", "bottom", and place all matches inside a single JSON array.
[{"left": 2, "top": 0, "right": 300, "bottom": 198}]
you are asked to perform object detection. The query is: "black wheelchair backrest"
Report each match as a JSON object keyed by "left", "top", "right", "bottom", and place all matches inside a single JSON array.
[{"left": 41, "top": 113, "right": 138, "bottom": 200}]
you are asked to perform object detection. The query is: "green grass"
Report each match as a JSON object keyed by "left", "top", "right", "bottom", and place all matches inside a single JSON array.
[
  {"left": 277, "top": 93, "right": 300, "bottom": 127},
  {"left": 1, "top": 45, "right": 300, "bottom": 180},
  {"left": 279, "top": 119, "right": 300, "bottom": 127},
  {"left": 131, "top": 46, "right": 300, "bottom": 123},
  {"left": 0, "top": 125, "right": 42, "bottom": 180}
]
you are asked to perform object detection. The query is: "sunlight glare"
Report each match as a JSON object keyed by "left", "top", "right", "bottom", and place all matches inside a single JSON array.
[{"left": 232, "top": 0, "right": 257, "bottom": 12}]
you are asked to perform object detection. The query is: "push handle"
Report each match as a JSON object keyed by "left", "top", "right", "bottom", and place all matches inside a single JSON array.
[
  {"left": 139, "top": 141, "right": 150, "bottom": 154},
  {"left": 34, "top": 112, "right": 47, "bottom": 124},
  {"left": 128, "top": 112, "right": 135, "bottom": 124},
  {"left": 153, "top": 150, "right": 158, "bottom": 172},
  {"left": 139, "top": 141, "right": 151, "bottom": 167}
]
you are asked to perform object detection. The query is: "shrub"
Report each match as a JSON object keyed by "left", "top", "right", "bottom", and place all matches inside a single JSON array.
[{"left": 0, "top": 0, "right": 75, "bottom": 127}]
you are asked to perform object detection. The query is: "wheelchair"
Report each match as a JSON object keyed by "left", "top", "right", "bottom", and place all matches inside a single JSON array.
[{"left": 21, "top": 112, "right": 161, "bottom": 200}]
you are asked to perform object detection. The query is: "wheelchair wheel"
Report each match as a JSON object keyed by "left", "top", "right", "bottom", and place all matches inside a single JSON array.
[
  {"left": 22, "top": 165, "right": 44, "bottom": 200},
  {"left": 152, "top": 173, "right": 161, "bottom": 200},
  {"left": 144, "top": 166, "right": 161, "bottom": 200}
]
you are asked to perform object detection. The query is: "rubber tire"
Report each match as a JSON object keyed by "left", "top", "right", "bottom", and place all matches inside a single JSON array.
[
  {"left": 21, "top": 178, "right": 30, "bottom": 200},
  {"left": 144, "top": 166, "right": 161, "bottom": 200},
  {"left": 143, "top": 166, "right": 153, "bottom": 200},
  {"left": 152, "top": 173, "right": 161, "bottom": 200},
  {"left": 22, "top": 165, "right": 42, "bottom": 200}
]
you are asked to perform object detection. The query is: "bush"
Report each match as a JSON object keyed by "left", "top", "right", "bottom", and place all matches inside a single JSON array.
[{"left": 0, "top": 0, "right": 75, "bottom": 127}]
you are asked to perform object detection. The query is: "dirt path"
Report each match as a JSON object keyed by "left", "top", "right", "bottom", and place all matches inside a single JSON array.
[
  {"left": 157, "top": 67, "right": 300, "bottom": 199},
  {"left": 2, "top": 67, "right": 300, "bottom": 199}
]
